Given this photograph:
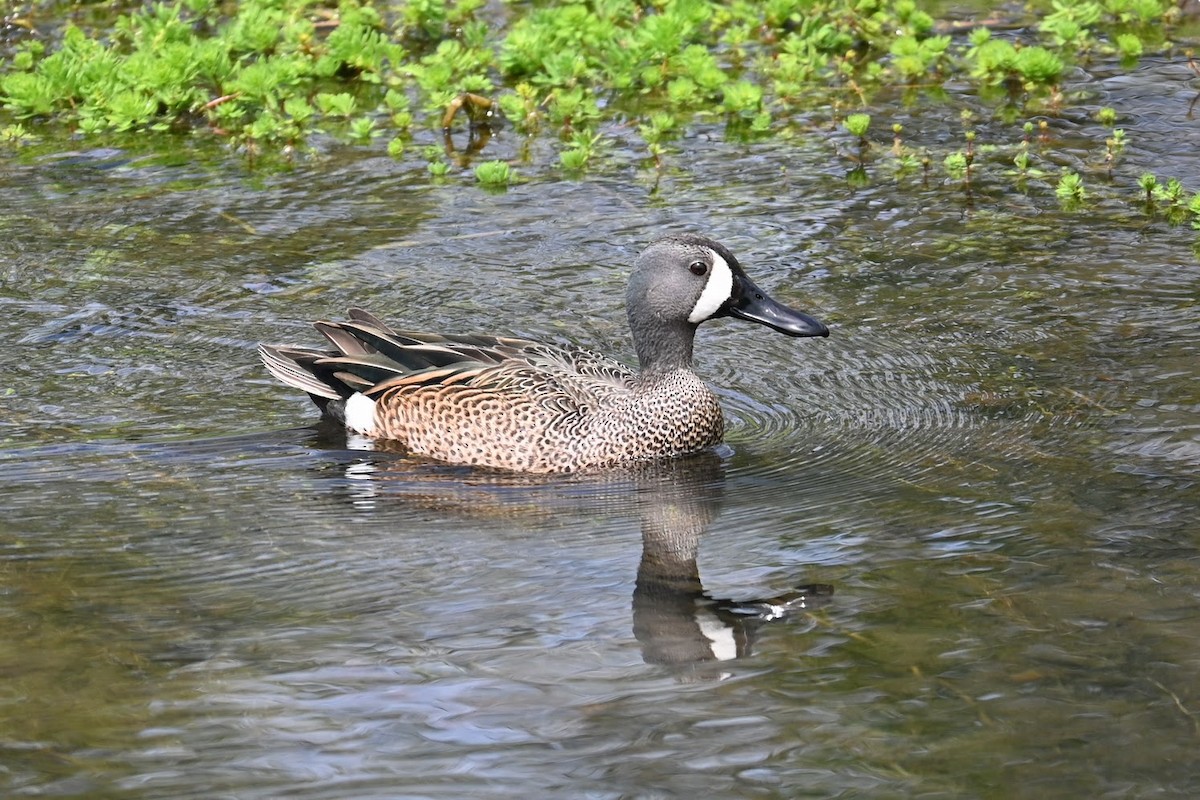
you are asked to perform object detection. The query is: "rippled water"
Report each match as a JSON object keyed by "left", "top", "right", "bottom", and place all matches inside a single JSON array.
[{"left": 2, "top": 58, "right": 1199, "bottom": 798}]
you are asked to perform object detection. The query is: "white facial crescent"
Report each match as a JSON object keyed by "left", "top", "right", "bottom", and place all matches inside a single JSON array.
[{"left": 687, "top": 250, "right": 733, "bottom": 324}]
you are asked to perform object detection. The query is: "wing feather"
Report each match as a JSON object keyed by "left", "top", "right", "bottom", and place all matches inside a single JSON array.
[{"left": 262, "top": 311, "right": 637, "bottom": 415}]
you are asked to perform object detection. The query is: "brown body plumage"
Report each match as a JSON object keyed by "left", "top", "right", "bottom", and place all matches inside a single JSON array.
[{"left": 260, "top": 235, "right": 828, "bottom": 472}]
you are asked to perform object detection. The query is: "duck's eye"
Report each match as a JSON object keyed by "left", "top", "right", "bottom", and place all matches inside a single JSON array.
[{"left": 688, "top": 260, "right": 708, "bottom": 276}]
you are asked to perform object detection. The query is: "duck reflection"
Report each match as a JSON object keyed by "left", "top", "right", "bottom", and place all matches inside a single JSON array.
[
  {"left": 308, "top": 425, "right": 833, "bottom": 675},
  {"left": 626, "top": 452, "right": 832, "bottom": 677}
]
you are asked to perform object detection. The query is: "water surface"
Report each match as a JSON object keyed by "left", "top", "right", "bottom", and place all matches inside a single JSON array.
[{"left": 2, "top": 57, "right": 1199, "bottom": 799}]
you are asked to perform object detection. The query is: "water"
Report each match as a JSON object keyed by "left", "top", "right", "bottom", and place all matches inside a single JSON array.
[{"left": 2, "top": 58, "right": 1199, "bottom": 798}]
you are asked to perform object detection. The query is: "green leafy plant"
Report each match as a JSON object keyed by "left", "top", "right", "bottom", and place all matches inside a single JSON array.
[
  {"left": 638, "top": 112, "right": 680, "bottom": 166},
  {"left": 1138, "top": 172, "right": 1158, "bottom": 203},
  {"left": 844, "top": 113, "right": 871, "bottom": 139},
  {"left": 349, "top": 117, "right": 377, "bottom": 139},
  {"left": 722, "top": 81, "right": 764, "bottom": 119},
  {"left": 0, "top": 0, "right": 1188, "bottom": 183},
  {"left": 559, "top": 129, "right": 601, "bottom": 172},
  {"left": 1115, "top": 33, "right": 1144, "bottom": 62},
  {"left": 944, "top": 151, "right": 968, "bottom": 180},
  {"left": 1056, "top": 169, "right": 1087, "bottom": 208},
  {"left": 315, "top": 92, "right": 356, "bottom": 118},
  {"left": 474, "top": 159, "right": 513, "bottom": 186},
  {"left": 0, "top": 123, "right": 34, "bottom": 143},
  {"left": 889, "top": 34, "right": 951, "bottom": 80}
]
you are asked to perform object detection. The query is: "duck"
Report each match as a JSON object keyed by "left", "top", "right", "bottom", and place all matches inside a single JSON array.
[{"left": 259, "top": 234, "right": 829, "bottom": 472}]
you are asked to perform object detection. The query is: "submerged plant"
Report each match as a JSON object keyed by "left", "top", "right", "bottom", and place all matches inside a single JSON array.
[{"left": 0, "top": 123, "right": 34, "bottom": 143}]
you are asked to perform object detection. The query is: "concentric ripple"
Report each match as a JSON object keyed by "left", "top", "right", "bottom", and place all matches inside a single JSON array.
[{"left": 713, "top": 323, "right": 1085, "bottom": 494}]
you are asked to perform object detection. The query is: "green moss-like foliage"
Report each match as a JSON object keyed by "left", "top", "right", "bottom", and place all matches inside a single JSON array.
[{"left": 0, "top": 0, "right": 1184, "bottom": 172}]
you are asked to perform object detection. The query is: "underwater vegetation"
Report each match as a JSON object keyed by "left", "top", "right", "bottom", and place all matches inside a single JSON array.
[{"left": 1, "top": 0, "right": 1199, "bottom": 221}]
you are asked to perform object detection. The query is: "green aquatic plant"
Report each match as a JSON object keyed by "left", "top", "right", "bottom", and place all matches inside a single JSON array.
[
  {"left": 1055, "top": 169, "right": 1086, "bottom": 208},
  {"left": 889, "top": 33, "right": 951, "bottom": 80},
  {"left": 1189, "top": 193, "right": 1200, "bottom": 230},
  {"left": 722, "top": 81, "right": 764, "bottom": 120},
  {"left": 844, "top": 113, "right": 871, "bottom": 140},
  {"left": 0, "top": 1, "right": 397, "bottom": 146},
  {"left": 639, "top": 112, "right": 681, "bottom": 167},
  {"left": 843, "top": 112, "right": 871, "bottom": 159},
  {"left": 315, "top": 92, "right": 356, "bottom": 118},
  {"left": 942, "top": 128, "right": 976, "bottom": 186},
  {"left": 1115, "top": 32, "right": 1144, "bottom": 62},
  {"left": 400, "top": 0, "right": 485, "bottom": 41},
  {"left": 410, "top": 39, "right": 495, "bottom": 115},
  {"left": 349, "top": 117, "right": 377, "bottom": 140},
  {"left": 1015, "top": 47, "right": 1065, "bottom": 86},
  {"left": 1152, "top": 176, "right": 1186, "bottom": 204},
  {"left": 558, "top": 129, "right": 601, "bottom": 172},
  {"left": 1039, "top": 1, "right": 1102, "bottom": 49},
  {"left": 0, "top": 123, "right": 34, "bottom": 143},
  {"left": 559, "top": 146, "right": 590, "bottom": 171},
  {"left": 0, "top": 0, "right": 1191, "bottom": 189},
  {"left": 1134, "top": 175, "right": 1195, "bottom": 225},
  {"left": 1138, "top": 172, "right": 1158, "bottom": 203},
  {"left": 944, "top": 151, "right": 968, "bottom": 181},
  {"left": 1009, "top": 148, "right": 1040, "bottom": 184},
  {"left": 474, "top": 159, "right": 512, "bottom": 186},
  {"left": 1102, "top": 125, "right": 1126, "bottom": 174},
  {"left": 966, "top": 30, "right": 1064, "bottom": 89},
  {"left": 423, "top": 144, "right": 451, "bottom": 177},
  {"left": 546, "top": 87, "right": 600, "bottom": 131}
]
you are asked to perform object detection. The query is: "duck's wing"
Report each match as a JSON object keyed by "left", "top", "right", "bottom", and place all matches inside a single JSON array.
[{"left": 260, "top": 311, "right": 636, "bottom": 411}]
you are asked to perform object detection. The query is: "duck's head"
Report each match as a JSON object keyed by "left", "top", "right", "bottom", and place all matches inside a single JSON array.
[{"left": 627, "top": 234, "right": 828, "bottom": 371}]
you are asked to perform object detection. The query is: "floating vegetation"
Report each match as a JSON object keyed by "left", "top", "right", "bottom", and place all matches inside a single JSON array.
[
  {"left": 473, "top": 159, "right": 512, "bottom": 186},
  {"left": 0, "top": 0, "right": 1197, "bottom": 220},
  {"left": 1055, "top": 169, "right": 1087, "bottom": 209},
  {"left": 0, "top": 0, "right": 1184, "bottom": 149}
]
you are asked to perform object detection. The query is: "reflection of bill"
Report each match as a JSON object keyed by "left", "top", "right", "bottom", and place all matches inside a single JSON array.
[{"left": 631, "top": 452, "right": 832, "bottom": 679}]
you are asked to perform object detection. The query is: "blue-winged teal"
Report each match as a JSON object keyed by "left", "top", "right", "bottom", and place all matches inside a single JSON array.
[{"left": 260, "top": 234, "right": 828, "bottom": 472}]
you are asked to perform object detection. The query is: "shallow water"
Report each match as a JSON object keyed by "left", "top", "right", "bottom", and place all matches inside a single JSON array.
[{"left": 2, "top": 56, "right": 1199, "bottom": 798}]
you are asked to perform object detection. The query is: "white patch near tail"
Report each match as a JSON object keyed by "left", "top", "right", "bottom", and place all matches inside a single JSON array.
[
  {"left": 687, "top": 250, "right": 734, "bottom": 323},
  {"left": 696, "top": 610, "right": 739, "bottom": 661},
  {"left": 343, "top": 392, "right": 378, "bottom": 436}
]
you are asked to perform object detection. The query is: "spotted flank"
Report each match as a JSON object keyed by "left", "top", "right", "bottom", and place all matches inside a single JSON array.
[{"left": 259, "top": 234, "right": 829, "bottom": 472}]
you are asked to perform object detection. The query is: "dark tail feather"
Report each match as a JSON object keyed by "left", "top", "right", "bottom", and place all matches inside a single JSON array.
[{"left": 259, "top": 345, "right": 344, "bottom": 400}]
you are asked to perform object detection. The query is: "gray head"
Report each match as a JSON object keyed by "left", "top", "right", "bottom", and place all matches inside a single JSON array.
[{"left": 626, "top": 234, "right": 828, "bottom": 372}]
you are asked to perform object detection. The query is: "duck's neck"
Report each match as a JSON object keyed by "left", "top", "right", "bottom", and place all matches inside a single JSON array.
[{"left": 631, "top": 317, "right": 697, "bottom": 375}]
